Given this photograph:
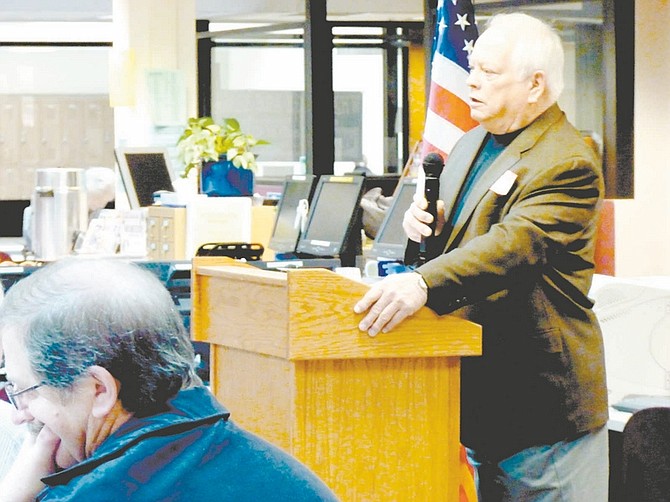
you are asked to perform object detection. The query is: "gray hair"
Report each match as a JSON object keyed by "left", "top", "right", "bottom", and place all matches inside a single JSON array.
[
  {"left": 0, "top": 258, "right": 199, "bottom": 415},
  {"left": 485, "top": 12, "right": 565, "bottom": 103}
]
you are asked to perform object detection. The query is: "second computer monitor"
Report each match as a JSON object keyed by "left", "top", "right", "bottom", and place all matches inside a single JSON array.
[
  {"left": 370, "top": 177, "right": 418, "bottom": 260},
  {"left": 295, "top": 174, "right": 365, "bottom": 264},
  {"left": 268, "top": 175, "right": 315, "bottom": 255}
]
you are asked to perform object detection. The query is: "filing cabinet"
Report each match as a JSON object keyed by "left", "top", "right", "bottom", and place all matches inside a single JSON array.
[{"left": 146, "top": 206, "right": 186, "bottom": 260}]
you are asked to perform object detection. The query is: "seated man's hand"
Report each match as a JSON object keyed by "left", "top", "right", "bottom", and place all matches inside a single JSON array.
[
  {"left": 403, "top": 195, "right": 446, "bottom": 242},
  {"left": 360, "top": 187, "right": 391, "bottom": 239},
  {"left": 0, "top": 425, "right": 61, "bottom": 502},
  {"left": 354, "top": 272, "right": 428, "bottom": 337}
]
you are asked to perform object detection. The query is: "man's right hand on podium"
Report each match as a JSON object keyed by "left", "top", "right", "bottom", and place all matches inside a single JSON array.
[{"left": 353, "top": 272, "right": 428, "bottom": 337}]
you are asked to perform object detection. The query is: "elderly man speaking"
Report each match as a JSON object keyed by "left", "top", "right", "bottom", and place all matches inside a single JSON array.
[
  {"left": 355, "top": 12, "right": 608, "bottom": 501},
  {"left": 0, "top": 258, "right": 337, "bottom": 501}
]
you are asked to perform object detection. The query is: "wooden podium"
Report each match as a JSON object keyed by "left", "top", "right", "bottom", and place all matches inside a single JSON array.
[{"left": 192, "top": 259, "right": 481, "bottom": 501}]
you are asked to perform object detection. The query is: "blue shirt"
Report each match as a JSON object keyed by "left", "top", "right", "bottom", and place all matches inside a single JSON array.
[{"left": 450, "top": 130, "right": 523, "bottom": 224}]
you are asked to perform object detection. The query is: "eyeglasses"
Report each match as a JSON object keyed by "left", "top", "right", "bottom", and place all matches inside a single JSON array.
[{"left": 4, "top": 381, "right": 45, "bottom": 410}]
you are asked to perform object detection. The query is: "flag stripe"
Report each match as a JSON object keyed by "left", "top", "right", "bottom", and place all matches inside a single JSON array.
[
  {"left": 428, "top": 81, "right": 479, "bottom": 132},
  {"left": 420, "top": 140, "right": 448, "bottom": 162},
  {"left": 430, "top": 51, "right": 471, "bottom": 104},
  {"left": 423, "top": 108, "right": 467, "bottom": 156}
]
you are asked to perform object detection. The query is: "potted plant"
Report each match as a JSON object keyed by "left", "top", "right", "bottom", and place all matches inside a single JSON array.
[{"left": 176, "top": 116, "right": 268, "bottom": 196}]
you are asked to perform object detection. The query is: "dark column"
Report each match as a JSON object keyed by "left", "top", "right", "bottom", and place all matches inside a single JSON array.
[
  {"left": 196, "top": 19, "right": 212, "bottom": 118},
  {"left": 384, "top": 29, "right": 411, "bottom": 173},
  {"left": 385, "top": 27, "right": 399, "bottom": 173},
  {"left": 400, "top": 40, "right": 410, "bottom": 171},
  {"left": 424, "top": 0, "right": 437, "bottom": 98},
  {"left": 304, "top": 0, "right": 334, "bottom": 176},
  {"left": 603, "top": 0, "right": 634, "bottom": 198}
]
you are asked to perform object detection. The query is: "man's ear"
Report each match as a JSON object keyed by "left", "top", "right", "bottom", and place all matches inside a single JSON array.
[
  {"left": 528, "top": 70, "right": 546, "bottom": 104},
  {"left": 86, "top": 365, "right": 121, "bottom": 418}
]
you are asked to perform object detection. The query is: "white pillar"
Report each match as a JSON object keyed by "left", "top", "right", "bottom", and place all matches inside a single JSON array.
[{"left": 111, "top": 0, "right": 197, "bottom": 147}]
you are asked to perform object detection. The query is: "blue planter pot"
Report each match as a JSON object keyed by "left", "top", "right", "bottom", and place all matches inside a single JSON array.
[{"left": 200, "top": 157, "right": 254, "bottom": 197}]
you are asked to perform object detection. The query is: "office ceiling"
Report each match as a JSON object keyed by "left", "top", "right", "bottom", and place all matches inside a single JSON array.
[
  {"left": 0, "top": 0, "right": 601, "bottom": 24},
  {"left": 0, "top": 0, "right": 425, "bottom": 23}
]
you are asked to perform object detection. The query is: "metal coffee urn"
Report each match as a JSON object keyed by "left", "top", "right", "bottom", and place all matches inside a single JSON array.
[{"left": 32, "top": 168, "right": 88, "bottom": 261}]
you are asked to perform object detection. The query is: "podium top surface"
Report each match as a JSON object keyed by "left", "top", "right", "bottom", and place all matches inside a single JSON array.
[{"left": 194, "top": 263, "right": 482, "bottom": 361}]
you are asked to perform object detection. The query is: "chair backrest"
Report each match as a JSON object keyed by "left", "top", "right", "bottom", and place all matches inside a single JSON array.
[
  {"left": 621, "top": 406, "right": 670, "bottom": 501},
  {"left": 195, "top": 242, "right": 264, "bottom": 261}
]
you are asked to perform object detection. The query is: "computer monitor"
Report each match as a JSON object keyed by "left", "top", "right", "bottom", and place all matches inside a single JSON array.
[
  {"left": 295, "top": 174, "right": 365, "bottom": 265},
  {"left": 115, "top": 147, "right": 174, "bottom": 208},
  {"left": 268, "top": 175, "right": 315, "bottom": 255},
  {"left": 0, "top": 200, "right": 30, "bottom": 238},
  {"left": 360, "top": 174, "right": 401, "bottom": 197},
  {"left": 370, "top": 177, "right": 417, "bottom": 260}
]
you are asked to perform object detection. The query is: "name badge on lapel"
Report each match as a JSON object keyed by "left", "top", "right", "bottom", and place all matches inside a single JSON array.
[{"left": 490, "top": 170, "right": 517, "bottom": 196}]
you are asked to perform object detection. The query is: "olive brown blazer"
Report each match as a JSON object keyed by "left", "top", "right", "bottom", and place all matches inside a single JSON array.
[{"left": 417, "top": 104, "right": 609, "bottom": 460}]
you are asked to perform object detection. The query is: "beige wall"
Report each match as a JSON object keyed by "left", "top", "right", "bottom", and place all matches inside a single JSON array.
[{"left": 613, "top": 1, "right": 670, "bottom": 276}]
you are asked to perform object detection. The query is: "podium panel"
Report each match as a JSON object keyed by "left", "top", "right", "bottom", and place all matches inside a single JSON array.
[{"left": 192, "top": 259, "right": 481, "bottom": 501}]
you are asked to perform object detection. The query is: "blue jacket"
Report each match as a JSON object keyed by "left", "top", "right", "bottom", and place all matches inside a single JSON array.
[{"left": 38, "top": 387, "right": 338, "bottom": 501}]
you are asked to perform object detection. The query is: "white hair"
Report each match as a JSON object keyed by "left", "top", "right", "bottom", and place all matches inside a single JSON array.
[
  {"left": 485, "top": 13, "right": 565, "bottom": 102},
  {"left": 0, "top": 258, "right": 199, "bottom": 414}
]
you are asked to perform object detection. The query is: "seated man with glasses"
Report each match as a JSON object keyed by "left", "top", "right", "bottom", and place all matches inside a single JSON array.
[
  {"left": 0, "top": 258, "right": 338, "bottom": 501},
  {"left": 0, "top": 286, "right": 25, "bottom": 479},
  {"left": 0, "top": 371, "right": 24, "bottom": 480}
]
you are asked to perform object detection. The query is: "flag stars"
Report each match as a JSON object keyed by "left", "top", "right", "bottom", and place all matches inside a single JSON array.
[
  {"left": 463, "top": 39, "right": 475, "bottom": 55},
  {"left": 454, "top": 13, "right": 470, "bottom": 31}
]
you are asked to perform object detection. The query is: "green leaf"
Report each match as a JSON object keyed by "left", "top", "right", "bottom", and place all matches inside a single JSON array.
[{"left": 176, "top": 115, "right": 269, "bottom": 175}]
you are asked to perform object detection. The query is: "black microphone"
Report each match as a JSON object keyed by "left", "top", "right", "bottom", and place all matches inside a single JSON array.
[{"left": 417, "top": 152, "right": 445, "bottom": 266}]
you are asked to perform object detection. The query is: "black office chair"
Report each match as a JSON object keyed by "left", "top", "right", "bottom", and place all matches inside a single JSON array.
[{"left": 620, "top": 406, "right": 670, "bottom": 502}]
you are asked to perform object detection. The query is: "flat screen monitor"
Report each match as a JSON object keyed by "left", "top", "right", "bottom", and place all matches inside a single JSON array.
[
  {"left": 295, "top": 175, "right": 365, "bottom": 262},
  {"left": 0, "top": 200, "right": 30, "bottom": 238},
  {"left": 115, "top": 147, "right": 174, "bottom": 208},
  {"left": 268, "top": 175, "right": 315, "bottom": 254},
  {"left": 370, "top": 177, "right": 417, "bottom": 260},
  {"left": 360, "top": 174, "right": 401, "bottom": 197}
]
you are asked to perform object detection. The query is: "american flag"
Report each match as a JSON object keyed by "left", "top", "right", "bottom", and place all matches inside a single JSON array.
[
  {"left": 423, "top": 5, "right": 480, "bottom": 497},
  {"left": 422, "top": 0, "right": 479, "bottom": 160}
]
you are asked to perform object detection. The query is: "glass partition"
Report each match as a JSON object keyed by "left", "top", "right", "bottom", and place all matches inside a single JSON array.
[
  {"left": 474, "top": 0, "right": 632, "bottom": 197},
  {"left": 210, "top": 23, "right": 415, "bottom": 177},
  {"left": 207, "top": 0, "right": 630, "bottom": 195},
  {"left": 475, "top": 1, "right": 605, "bottom": 158}
]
